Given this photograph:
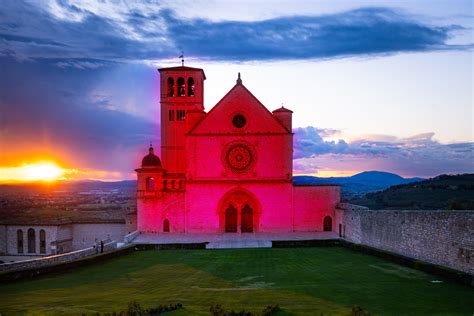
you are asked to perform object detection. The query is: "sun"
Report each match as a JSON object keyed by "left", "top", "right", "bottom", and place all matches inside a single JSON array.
[{"left": 21, "top": 162, "right": 66, "bottom": 182}]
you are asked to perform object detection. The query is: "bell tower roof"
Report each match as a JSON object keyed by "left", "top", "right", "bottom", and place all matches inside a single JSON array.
[
  {"left": 141, "top": 144, "right": 162, "bottom": 167},
  {"left": 158, "top": 66, "right": 206, "bottom": 79}
]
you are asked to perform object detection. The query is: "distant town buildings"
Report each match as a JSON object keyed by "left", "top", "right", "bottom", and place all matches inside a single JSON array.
[{"left": 0, "top": 187, "right": 136, "bottom": 262}]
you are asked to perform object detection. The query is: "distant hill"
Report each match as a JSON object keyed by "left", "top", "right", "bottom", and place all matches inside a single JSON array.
[
  {"left": 0, "top": 171, "right": 420, "bottom": 198},
  {"left": 293, "top": 171, "right": 424, "bottom": 199},
  {"left": 0, "top": 180, "right": 136, "bottom": 194},
  {"left": 348, "top": 174, "right": 474, "bottom": 210}
]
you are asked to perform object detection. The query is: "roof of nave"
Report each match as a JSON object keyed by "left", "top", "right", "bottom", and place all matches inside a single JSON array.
[{"left": 187, "top": 77, "right": 292, "bottom": 135}]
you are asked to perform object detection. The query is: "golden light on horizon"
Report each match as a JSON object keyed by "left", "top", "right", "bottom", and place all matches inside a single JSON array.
[{"left": 0, "top": 162, "right": 68, "bottom": 183}]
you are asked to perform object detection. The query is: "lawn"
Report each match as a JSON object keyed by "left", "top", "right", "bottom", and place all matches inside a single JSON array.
[{"left": 0, "top": 247, "right": 473, "bottom": 315}]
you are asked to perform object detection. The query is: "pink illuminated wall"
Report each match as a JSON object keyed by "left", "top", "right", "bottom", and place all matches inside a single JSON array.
[{"left": 135, "top": 66, "right": 340, "bottom": 234}]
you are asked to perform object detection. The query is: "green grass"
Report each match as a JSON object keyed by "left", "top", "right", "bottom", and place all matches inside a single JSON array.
[{"left": 0, "top": 247, "right": 473, "bottom": 315}]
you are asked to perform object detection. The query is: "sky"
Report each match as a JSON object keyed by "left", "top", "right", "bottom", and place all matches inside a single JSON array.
[{"left": 0, "top": 0, "right": 472, "bottom": 181}]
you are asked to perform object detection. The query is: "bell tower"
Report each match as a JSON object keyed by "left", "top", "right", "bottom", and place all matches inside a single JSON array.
[{"left": 158, "top": 65, "right": 206, "bottom": 174}]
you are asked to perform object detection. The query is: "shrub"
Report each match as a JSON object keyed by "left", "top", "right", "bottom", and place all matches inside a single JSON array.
[
  {"left": 352, "top": 305, "right": 370, "bottom": 316},
  {"left": 209, "top": 304, "right": 281, "bottom": 316},
  {"left": 101, "top": 301, "right": 183, "bottom": 315}
]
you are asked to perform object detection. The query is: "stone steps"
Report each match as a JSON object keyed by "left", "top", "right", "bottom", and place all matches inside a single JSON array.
[{"left": 206, "top": 240, "right": 272, "bottom": 249}]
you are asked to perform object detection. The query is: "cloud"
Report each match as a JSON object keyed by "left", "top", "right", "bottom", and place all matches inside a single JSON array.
[
  {"left": 293, "top": 126, "right": 349, "bottom": 158},
  {"left": 0, "top": 56, "right": 159, "bottom": 173},
  {"left": 165, "top": 7, "right": 469, "bottom": 61},
  {"left": 0, "top": 2, "right": 471, "bottom": 64},
  {"left": 293, "top": 126, "right": 474, "bottom": 177}
]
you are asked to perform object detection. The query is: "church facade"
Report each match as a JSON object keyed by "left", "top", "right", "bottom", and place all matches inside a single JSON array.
[{"left": 135, "top": 65, "right": 340, "bottom": 233}]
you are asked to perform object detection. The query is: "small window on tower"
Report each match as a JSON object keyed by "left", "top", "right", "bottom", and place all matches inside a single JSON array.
[
  {"left": 187, "top": 77, "right": 195, "bottom": 96},
  {"left": 146, "top": 177, "right": 155, "bottom": 190},
  {"left": 169, "top": 109, "right": 174, "bottom": 121},
  {"left": 167, "top": 77, "right": 174, "bottom": 97},
  {"left": 177, "top": 110, "right": 185, "bottom": 121},
  {"left": 177, "top": 77, "right": 185, "bottom": 96}
]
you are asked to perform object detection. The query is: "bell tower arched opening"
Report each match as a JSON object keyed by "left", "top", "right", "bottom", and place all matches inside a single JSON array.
[
  {"left": 177, "top": 77, "right": 185, "bottom": 96},
  {"left": 187, "top": 77, "right": 195, "bottom": 96},
  {"left": 167, "top": 77, "right": 174, "bottom": 97}
]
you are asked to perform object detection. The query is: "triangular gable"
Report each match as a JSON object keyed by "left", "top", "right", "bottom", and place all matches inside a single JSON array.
[{"left": 188, "top": 83, "right": 290, "bottom": 135}]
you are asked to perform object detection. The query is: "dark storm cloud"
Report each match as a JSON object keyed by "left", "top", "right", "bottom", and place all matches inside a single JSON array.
[
  {"left": 164, "top": 7, "right": 468, "bottom": 61},
  {"left": 0, "top": 1, "right": 171, "bottom": 63},
  {"left": 0, "top": 56, "right": 159, "bottom": 171},
  {"left": 0, "top": 2, "right": 470, "bottom": 63}
]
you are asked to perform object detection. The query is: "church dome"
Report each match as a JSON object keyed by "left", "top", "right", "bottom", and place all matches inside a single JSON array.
[{"left": 142, "top": 145, "right": 162, "bottom": 167}]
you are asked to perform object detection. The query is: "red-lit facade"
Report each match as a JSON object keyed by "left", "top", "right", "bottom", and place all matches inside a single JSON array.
[{"left": 136, "top": 66, "right": 340, "bottom": 233}]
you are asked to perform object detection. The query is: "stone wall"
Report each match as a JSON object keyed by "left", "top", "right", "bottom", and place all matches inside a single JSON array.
[
  {"left": 6, "top": 225, "right": 58, "bottom": 256},
  {"left": 0, "top": 241, "right": 117, "bottom": 273},
  {"left": 341, "top": 208, "right": 474, "bottom": 274},
  {"left": 293, "top": 185, "right": 340, "bottom": 232},
  {"left": 0, "top": 225, "right": 6, "bottom": 255},
  {"left": 72, "top": 223, "right": 126, "bottom": 250}
]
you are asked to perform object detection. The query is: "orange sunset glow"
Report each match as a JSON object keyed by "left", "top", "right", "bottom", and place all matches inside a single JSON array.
[{"left": 0, "top": 162, "right": 71, "bottom": 183}]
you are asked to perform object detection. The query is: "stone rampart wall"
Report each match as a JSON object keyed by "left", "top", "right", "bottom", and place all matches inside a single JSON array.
[
  {"left": 0, "top": 241, "right": 117, "bottom": 273},
  {"left": 342, "top": 208, "right": 474, "bottom": 274},
  {"left": 0, "top": 225, "right": 6, "bottom": 255}
]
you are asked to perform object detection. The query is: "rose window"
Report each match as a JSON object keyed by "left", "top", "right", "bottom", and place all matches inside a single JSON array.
[{"left": 226, "top": 145, "right": 252, "bottom": 171}]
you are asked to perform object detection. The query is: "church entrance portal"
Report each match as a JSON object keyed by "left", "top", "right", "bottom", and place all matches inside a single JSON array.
[
  {"left": 220, "top": 189, "right": 259, "bottom": 233},
  {"left": 241, "top": 204, "right": 253, "bottom": 232},
  {"left": 225, "top": 205, "right": 238, "bottom": 232}
]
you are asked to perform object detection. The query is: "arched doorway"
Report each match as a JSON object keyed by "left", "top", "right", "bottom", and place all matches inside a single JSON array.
[
  {"left": 225, "top": 205, "right": 238, "bottom": 232},
  {"left": 323, "top": 216, "right": 332, "bottom": 231},
  {"left": 241, "top": 204, "right": 253, "bottom": 233},
  {"left": 219, "top": 188, "right": 260, "bottom": 233},
  {"left": 163, "top": 219, "right": 170, "bottom": 232}
]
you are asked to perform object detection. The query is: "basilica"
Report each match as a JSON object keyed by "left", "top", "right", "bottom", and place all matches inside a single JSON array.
[{"left": 135, "top": 65, "right": 340, "bottom": 233}]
